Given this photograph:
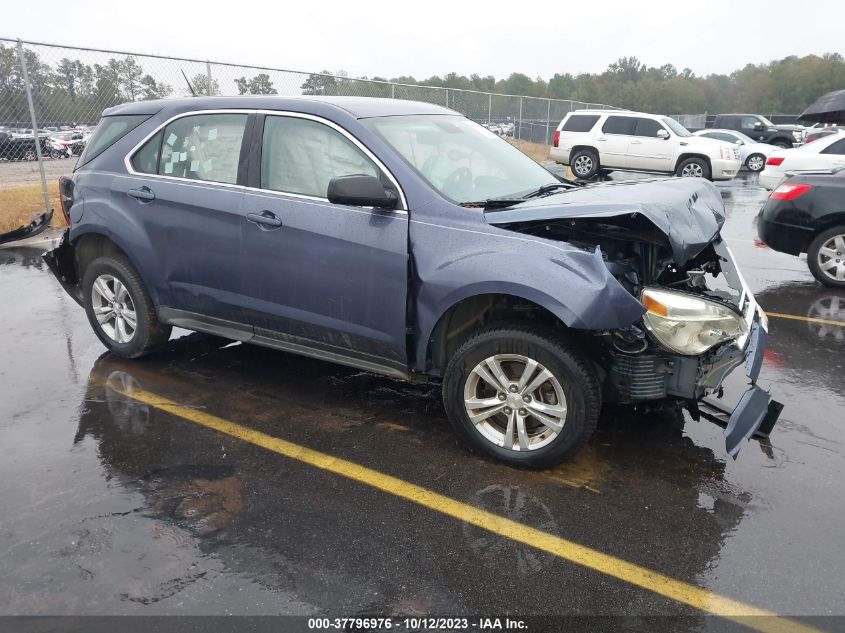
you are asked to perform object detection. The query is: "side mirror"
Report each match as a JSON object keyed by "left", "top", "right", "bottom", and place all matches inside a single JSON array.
[
  {"left": 735, "top": 139, "right": 745, "bottom": 145},
  {"left": 753, "top": 122, "right": 764, "bottom": 131},
  {"left": 327, "top": 175, "right": 398, "bottom": 209},
  {"left": 656, "top": 129, "right": 670, "bottom": 140}
]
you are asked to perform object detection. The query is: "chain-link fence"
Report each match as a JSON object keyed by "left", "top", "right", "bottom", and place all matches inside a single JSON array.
[{"left": 0, "top": 37, "right": 620, "bottom": 223}]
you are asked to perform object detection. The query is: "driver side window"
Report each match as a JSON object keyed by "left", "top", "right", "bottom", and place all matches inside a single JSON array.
[
  {"left": 741, "top": 117, "right": 759, "bottom": 130},
  {"left": 261, "top": 116, "right": 379, "bottom": 198}
]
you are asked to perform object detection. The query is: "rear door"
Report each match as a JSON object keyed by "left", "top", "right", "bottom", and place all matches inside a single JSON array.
[
  {"left": 597, "top": 116, "right": 635, "bottom": 168},
  {"left": 239, "top": 112, "right": 410, "bottom": 369},
  {"left": 118, "top": 111, "right": 252, "bottom": 323},
  {"left": 627, "top": 117, "right": 674, "bottom": 172}
]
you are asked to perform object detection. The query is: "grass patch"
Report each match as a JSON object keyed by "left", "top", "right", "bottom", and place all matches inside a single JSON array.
[
  {"left": 0, "top": 182, "right": 63, "bottom": 234},
  {"left": 507, "top": 138, "right": 551, "bottom": 163}
]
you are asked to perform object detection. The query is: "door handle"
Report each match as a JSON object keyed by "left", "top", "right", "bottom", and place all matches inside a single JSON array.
[
  {"left": 247, "top": 211, "right": 283, "bottom": 229},
  {"left": 595, "top": 137, "right": 607, "bottom": 141},
  {"left": 630, "top": 140, "right": 642, "bottom": 145},
  {"left": 127, "top": 186, "right": 155, "bottom": 202}
]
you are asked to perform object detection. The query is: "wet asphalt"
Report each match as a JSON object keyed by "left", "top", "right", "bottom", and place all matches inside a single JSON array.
[{"left": 0, "top": 172, "right": 843, "bottom": 627}]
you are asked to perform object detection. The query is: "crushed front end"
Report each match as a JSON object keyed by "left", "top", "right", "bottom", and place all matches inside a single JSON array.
[{"left": 487, "top": 178, "right": 782, "bottom": 457}]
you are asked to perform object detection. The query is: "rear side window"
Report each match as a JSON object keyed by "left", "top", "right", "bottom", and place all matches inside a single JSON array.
[
  {"left": 561, "top": 114, "right": 599, "bottom": 133},
  {"left": 78, "top": 114, "right": 149, "bottom": 166},
  {"left": 602, "top": 116, "right": 635, "bottom": 135},
  {"left": 131, "top": 130, "right": 162, "bottom": 174},
  {"left": 261, "top": 116, "right": 379, "bottom": 198},
  {"left": 633, "top": 118, "right": 665, "bottom": 137},
  {"left": 155, "top": 113, "right": 248, "bottom": 184},
  {"left": 704, "top": 132, "right": 736, "bottom": 143},
  {"left": 821, "top": 138, "right": 845, "bottom": 155}
]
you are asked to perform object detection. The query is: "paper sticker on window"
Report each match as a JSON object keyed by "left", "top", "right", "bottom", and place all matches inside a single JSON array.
[
  {"left": 202, "top": 159, "right": 213, "bottom": 171},
  {"left": 180, "top": 152, "right": 187, "bottom": 161},
  {"left": 207, "top": 129, "right": 218, "bottom": 141},
  {"left": 166, "top": 133, "right": 177, "bottom": 146},
  {"left": 164, "top": 162, "right": 173, "bottom": 174},
  {"left": 193, "top": 125, "right": 200, "bottom": 133},
  {"left": 190, "top": 160, "right": 199, "bottom": 171}
]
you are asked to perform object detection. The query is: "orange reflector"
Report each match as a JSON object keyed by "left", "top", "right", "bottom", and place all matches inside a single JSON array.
[{"left": 643, "top": 294, "right": 668, "bottom": 317}]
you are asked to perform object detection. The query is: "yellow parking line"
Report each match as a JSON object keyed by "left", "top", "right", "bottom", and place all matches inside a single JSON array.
[
  {"left": 124, "top": 387, "right": 819, "bottom": 633},
  {"left": 766, "top": 311, "right": 845, "bottom": 327}
]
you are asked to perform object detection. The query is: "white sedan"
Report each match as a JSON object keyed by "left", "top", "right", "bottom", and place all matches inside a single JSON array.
[
  {"left": 693, "top": 129, "right": 777, "bottom": 172},
  {"left": 759, "top": 131, "right": 845, "bottom": 190}
]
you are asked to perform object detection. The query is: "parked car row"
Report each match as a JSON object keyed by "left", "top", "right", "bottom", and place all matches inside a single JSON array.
[
  {"left": 0, "top": 129, "right": 89, "bottom": 161},
  {"left": 759, "top": 131, "right": 845, "bottom": 190},
  {"left": 481, "top": 121, "right": 514, "bottom": 136}
]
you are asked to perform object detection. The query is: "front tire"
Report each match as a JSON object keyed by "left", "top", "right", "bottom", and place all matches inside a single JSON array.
[
  {"left": 807, "top": 227, "right": 845, "bottom": 288},
  {"left": 82, "top": 255, "right": 171, "bottom": 358},
  {"left": 442, "top": 327, "right": 600, "bottom": 469},
  {"left": 746, "top": 153, "right": 765, "bottom": 172},
  {"left": 676, "top": 157, "right": 711, "bottom": 180},
  {"left": 570, "top": 148, "right": 600, "bottom": 179}
]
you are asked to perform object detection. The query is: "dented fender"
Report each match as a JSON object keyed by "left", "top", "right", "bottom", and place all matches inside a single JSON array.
[{"left": 410, "top": 218, "right": 646, "bottom": 371}]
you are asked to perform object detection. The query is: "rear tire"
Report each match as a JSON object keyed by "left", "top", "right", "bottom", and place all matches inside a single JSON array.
[
  {"left": 773, "top": 139, "right": 792, "bottom": 149},
  {"left": 746, "top": 153, "right": 765, "bottom": 172},
  {"left": 570, "top": 148, "right": 600, "bottom": 179},
  {"left": 82, "top": 255, "right": 171, "bottom": 358},
  {"left": 807, "top": 226, "right": 845, "bottom": 288},
  {"left": 442, "top": 326, "right": 600, "bottom": 469},
  {"left": 676, "top": 157, "right": 711, "bottom": 180}
]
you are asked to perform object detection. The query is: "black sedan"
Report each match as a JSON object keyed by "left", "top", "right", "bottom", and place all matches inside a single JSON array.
[{"left": 758, "top": 168, "right": 845, "bottom": 287}]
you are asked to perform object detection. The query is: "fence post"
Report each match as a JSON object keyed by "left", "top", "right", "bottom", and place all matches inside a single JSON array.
[
  {"left": 545, "top": 99, "right": 551, "bottom": 145},
  {"left": 444, "top": 88, "right": 449, "bottom": 109},
  {"left": 17, "top": 39, "right": 51, "bottom": 216},
  {"left": 206, "top": 61, "right": 212, "bottom": 96},
  {"left": 487, "top": 94, "right": 492, "bottom": 124},
  {"left": 391, "top": 84, "right": 395, "bottom": 99},
  {"left": 518, "top": 97, "right": 523, "bottom": 140}
]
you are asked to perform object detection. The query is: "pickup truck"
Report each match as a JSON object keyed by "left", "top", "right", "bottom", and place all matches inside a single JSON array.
[
  {"left": 703, "top": 114, "right": 803, "bottom": 149},
  {"left": 0, "top": 131, "right": 40, "bottom": 161},
  {"left": 43, "top": 96, "right": 780, "bottom": 468}
]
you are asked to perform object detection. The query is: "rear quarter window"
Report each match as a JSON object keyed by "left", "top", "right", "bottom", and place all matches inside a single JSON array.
[
  {"left": 78, "top": 114, "right": 149, "bottom": 167},
  {"left": 561, "top": 114, "right": 600, "bottom": 133}
]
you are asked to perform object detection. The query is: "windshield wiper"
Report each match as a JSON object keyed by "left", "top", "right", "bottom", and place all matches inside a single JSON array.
[
  {"left": 461, "top": 198, "right": 525, "bottom": 209},
  {"left": 521, "top": 182, "right": 574, "bottom": 199}
]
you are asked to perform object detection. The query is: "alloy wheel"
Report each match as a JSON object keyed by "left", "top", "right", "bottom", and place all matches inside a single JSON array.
[
  {"left": 747, "top": 155, "right": 765, "bottom": 171},
  {"left": 573, "top": 155, "right": 593, "bottom": 176},
  {"left": 816, "top": 234, "right": 845, "bottom": 282},
  {"left": 680, "top": 163, "right": 703, "bottom": 177},
  {"left": 463, "top": 353, "right": 568, "bottom": 452},
  {"left": 91, "top": 274, "right": 138, "bottom": 344}
]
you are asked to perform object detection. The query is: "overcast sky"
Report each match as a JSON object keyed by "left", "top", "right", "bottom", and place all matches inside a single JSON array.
[{"left": 5, "top": 0, "right": 845, "bottom": 80}]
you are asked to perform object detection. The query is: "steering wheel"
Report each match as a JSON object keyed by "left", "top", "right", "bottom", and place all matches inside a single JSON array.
[{"left": 442, "top": 166, "right": 473, "bottom": 197}]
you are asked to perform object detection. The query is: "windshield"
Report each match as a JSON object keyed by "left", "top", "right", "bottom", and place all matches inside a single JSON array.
[
  {"left": 759, "top": 116, "right": 776, "bottom": 127},
  {"left": 362, "top": 115, "right": 558, "bottom": 204},
  {"left": 730, "top": 131, "right": 756, "bottom": 144},
  {"left": 662, "top": 117, "right": 692, "bottom": 137}
]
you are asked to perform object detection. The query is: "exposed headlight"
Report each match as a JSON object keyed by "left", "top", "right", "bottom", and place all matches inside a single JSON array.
[
  {"left": 720, "top": 146, "right": 729, "bottom": 159},
  {"left": 641, "top": 288, "right": 748, "bottom": 355},
  {"left": 792, "top": 131, "right": 802, "bottom": 141}
]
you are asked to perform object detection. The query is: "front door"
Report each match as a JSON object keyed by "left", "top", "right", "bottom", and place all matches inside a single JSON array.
[
  {"left": 627, "top": 117, "right": 675, "bottom": 172},
  {"left": 240, "top": 113, "right": 410, "bottom": 369}
]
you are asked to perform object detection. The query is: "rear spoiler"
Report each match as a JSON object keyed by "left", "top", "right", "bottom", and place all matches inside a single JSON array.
[{"left": 784, "top": 166, "right": 845, "bottom": 177}]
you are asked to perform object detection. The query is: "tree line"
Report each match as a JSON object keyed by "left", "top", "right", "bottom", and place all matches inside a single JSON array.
[{"left": 3, "top": 42, "right": 844, "bottom": 126}]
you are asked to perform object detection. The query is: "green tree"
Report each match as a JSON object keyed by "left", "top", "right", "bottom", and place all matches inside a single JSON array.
[
  {"left": 301, "top": 71, "right": 338, "bottom": 95},
  {"left": 140, "top": 74, "right": 172, "bottom": 100},
  {"left": 190, "top": 73, "right": 220, "bottom": 96},
  {"left": 235, "top": 72, "right": 277, "bottom": 95}
]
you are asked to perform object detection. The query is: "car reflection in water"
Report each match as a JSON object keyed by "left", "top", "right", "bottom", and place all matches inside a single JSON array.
[{"left": 74, "top": 334, "right": 751, "bottom": 619}]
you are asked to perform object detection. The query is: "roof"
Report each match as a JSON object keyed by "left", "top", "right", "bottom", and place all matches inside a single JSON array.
[{"left": 103, "top": 95, "right": 456, "bottom": 119}]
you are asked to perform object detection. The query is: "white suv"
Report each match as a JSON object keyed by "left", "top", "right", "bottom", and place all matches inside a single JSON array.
[{"left": 551, "top": 110, "right": 741, "bottom": 181}]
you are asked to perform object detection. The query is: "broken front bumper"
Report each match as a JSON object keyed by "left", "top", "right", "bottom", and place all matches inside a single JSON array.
[{"left": 709, "top": 240, "right": 782, "bottom": 457}]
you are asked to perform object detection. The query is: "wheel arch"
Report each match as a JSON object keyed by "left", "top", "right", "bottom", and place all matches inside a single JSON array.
[
  {"left": 71, "top": 229, "right": 161, "bottom": 307},
  {"left": 420, "top": 290, "right": 586, "bottom": 375},
  {"left": 674, "top": 153, "right": 712, "bottom": 173}
]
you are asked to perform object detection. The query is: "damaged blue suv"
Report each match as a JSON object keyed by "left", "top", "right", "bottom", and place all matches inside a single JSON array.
[{"left": 45, "top": 96, "right": 780, "bottom": 468}]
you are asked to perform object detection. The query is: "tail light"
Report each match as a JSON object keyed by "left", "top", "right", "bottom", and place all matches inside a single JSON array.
[
  {"left": 766, "top": 156, "right": 785, "bottom": 167},
  {"left": 58, "top": 176, "right": 74, "bottom": 224},
  {"left": 553, "top": 130, "right": 560, "bottom": 147},
  {"left": 771, "top": 183, "right": 812, "bottom": 200}
]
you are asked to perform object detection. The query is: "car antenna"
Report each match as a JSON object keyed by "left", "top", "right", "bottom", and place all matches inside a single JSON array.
[{"left": 181, "top": 69, "right": 197, "bottom": 97}]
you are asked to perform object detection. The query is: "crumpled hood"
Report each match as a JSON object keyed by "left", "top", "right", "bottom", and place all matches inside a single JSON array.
[{"left": 486, "top": 177, "right": 725, "bottom": 265}]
